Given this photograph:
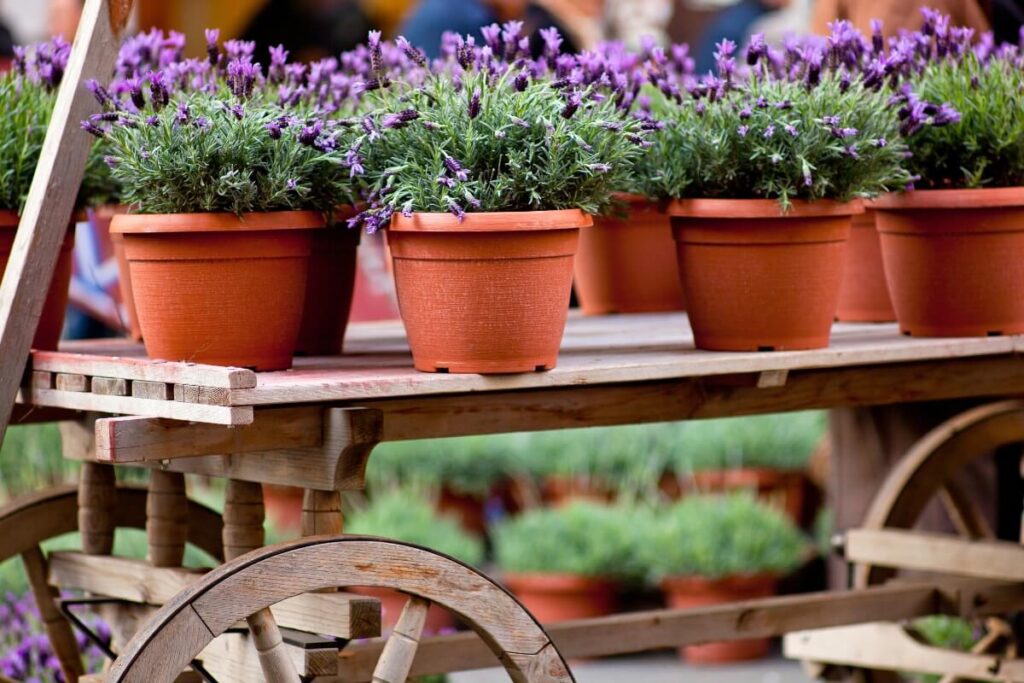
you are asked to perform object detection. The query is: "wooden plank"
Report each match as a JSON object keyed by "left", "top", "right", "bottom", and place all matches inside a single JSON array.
[
  {"left": 31, "top": 371, "right": 54, "bottom": 390},
  {"left": 846, "top": 528, "right": 1024, "bottom": 582},
  {"left": 371, "top": 597, "right": 429, "bottom": 683},
  {"left": 32, "top": 350, "right": 256, "bottom": 389},
  {"left": 332, "top": 580, "right": 1024, "bottom": 681},
  {"left": 174, "top": 384, "right": 232, "bottom": 405},
  {"left": 94, "top": 408, "right": 323, "bottom": 463},
  {"left": 55, "top": 373, "right": 89, "bottom": 393},
  {"left": 47, "top": 552, "right": 380, "bottom": 638},
  {"left": 0, "top": 0, "right": 135, "bottom": 443},
  {"left": 783, "top": 622, "right": 1024, "bottom": 681},
  {"left": 91, "top": 376, "right": 129, "bottom": 396},
  {"left": 22, "top": 387, "right": 252, "bottom": 425}
]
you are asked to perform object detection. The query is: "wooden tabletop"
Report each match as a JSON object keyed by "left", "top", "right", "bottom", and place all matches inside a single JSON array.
[{"left": 17, "top": 313, "right": 1024, "bottom": 426}]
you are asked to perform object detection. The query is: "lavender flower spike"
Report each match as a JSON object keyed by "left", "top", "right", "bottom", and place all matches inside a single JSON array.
[
  {"left": 468, "top": 87, "right": 481, "bottom": 119},
  {"left": 205, "top": 28, "right": 220, "bottom": 65}
]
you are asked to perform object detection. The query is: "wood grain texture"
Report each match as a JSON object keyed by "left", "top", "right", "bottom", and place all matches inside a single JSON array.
[
  {"left": 371, "top": 597, "right": 429, "bottom": 683},
  {"left": 107, "top": 537, "right": 570, "bottom": 683},
  {"left": 21, "top": 387, "right": 252, "bottom": 424},
  {"left": 0, "top": 0, "right": 135, "bottom": 443},
  {"left": 784, "top": 622, "right": 1024, "bottom": 681},
  {"left": 846, "top": 528, "right": 1024, "bottom": 582},
  {"left": 199, "top": 632, "right": 337, "bottom": 681},
  {"left": 31, "top": 348, "right": 255, "bottom": 388},
  {"left": 78, "top": 462, "right": 116, "bottom": 555},
  {"left": 22, "top": 547, "right": 84, "bottom": 681},
  {"left": 332, "top": 579, "right": 1024, "bottom": 681},
  {"left": 302, "top": 489, "right": 343, "bottom": 537},
  {"left": 95, "top": 408, "right": 322, "bottom": 463},
  {"left": 146, "top": 471, "right": 188, "bottom": 567}
]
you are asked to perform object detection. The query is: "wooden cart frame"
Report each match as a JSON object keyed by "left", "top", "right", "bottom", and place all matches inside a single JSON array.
[{"left": 2, "top": 2, "right": 1024, "bottom": 681}]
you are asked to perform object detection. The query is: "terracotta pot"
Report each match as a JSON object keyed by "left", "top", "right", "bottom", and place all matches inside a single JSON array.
[
  {"left": 835, "top": 208, "right": 896, "bottom": 323},
  {"left": 669, "top": 199, "right": 859, "bottom": 351},
  {"left": 574, "top": 196, "right": 685, "bottom": 314},
  {"left": 660, "top": 468, "right": 808, "bottom": 526},
  {"left": 261, "top": 484, "right": 304, "bottom": 533},
  {"left": 662, "top": 574, "right": 777, "bottom": 664},
  {"left": 437, "top": 487, "right": 488, "bottom": 537},
  {"left": 111, "top": 211, "right": 321, "bottom": 371},
  {"left": 0, "top": 210, "right": 74, "bottom": 350},
  {"left": 874, "top": 188, "right": 1024, "bottom": 337},
  {"left": 541, "top": 475, "right": 616, "bottom": 508},
  {"left": 349, "top": 586, "right": 457, "bottom": 635},
  {"left": 98, "top": 205, "right": 143, "bottom": 340},
  {"left": 502, "top": 573, "right": 616, "bottom": 623},
  {"left": 388, "top": 210, "right": 591, "bottom": 373},
  {"left": 295, "top": 226, "right": 360, "bottom": 355}
]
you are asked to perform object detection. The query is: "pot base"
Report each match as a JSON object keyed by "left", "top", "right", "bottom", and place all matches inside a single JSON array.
[
  {"left": 692, "top": 332, "right": 832, "bottom": 352},
  {"left": 414, "top": 356, "right": 557, "bottom": 374}
]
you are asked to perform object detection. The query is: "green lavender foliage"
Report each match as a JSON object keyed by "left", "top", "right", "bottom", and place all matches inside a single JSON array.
[
  {"left": 668, "top": 412, "right": 826, "bottom": 473},
  {"left": 346, "top": 490, "right": 485, "bottom": 566},
  {"left": 492, "top": 501, "right": 650, "bottom": 580},
  {"left": 366, "top": 435, "right": 520, "bottom": 496},
  {"left": 636, "top": 76, "right": 911, "bottom": 206},
  {"left": 907, "top": 53, "right": 1024, "bottom": 189},
  {"left": 103, "top": 92, "right": 359, "bottom": 215},
  {"left": 0, "top": 71, "right": 118, "bottom": 212},
  {"left": 910, "top": 616, "right": 982, "bottom": 683},
  {"left": 638, "top": 493, "right": 807, "bottom": 579},
  {"left": 362, "top": 69, "right": 647, "bottom": 216}
]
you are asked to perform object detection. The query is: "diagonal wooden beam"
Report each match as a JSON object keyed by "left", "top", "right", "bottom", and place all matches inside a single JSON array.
[{"left": 0, "top": 0, "right": 133, "bottom": 444}]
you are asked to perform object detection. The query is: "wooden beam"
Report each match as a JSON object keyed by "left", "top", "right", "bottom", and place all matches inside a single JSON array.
[
  {"left": 332, "top": 580, "right": 1024, "bottom": 681},
  {"left": 94, "top": 408, "right": 323, "bottom": 463},
  {"left": 0, "top": 0, "right": 134, "bottom": 443},
  {"left": 48, "top": 552, "right": 381, "bottom": 638},
  {"left": 31, "top": 350, "right": 256, "bottom": 389},
  {"left": 200, "top": 632, "right": 339, "bottom": 682},
  {"left": 783, "top": 622, "right": 1024, "bottom": 681},
  {"left": 846, "top": 528, "right": 1024, "bottom": 582},
  {"left": 21, "top": 387, "right": 253, "bottom": 425}
]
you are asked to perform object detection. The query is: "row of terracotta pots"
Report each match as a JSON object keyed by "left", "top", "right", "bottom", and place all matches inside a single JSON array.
[{"left": 578, "top": 188, "right": 1024, "bottom": 351}]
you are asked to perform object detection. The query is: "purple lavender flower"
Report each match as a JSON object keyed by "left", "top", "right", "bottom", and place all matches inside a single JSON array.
[
  {"left": 481, "top": 24, "right": 502, "bottom": 53},
  {"left": 85, "top": 79, "right": 111, "bottom": 107},
  {"left": 205, "top": 28, "right": 220, "bottom": 65},
  {"left": 737, "top": 125, "right": 749, "bottom": 137},
  {"left": 714, "top": 39, "right": 737, "bottom": 81},
  {"left": 368, "top": 30, "right": 383, "bottom": 74},
  {"left": 785, "top": 123, "right": 799, "bottom": 137},
  {"left": 382, "top": 108, "right": 420, "bottom": 129},
  {"left": 514, "top": 70, "right": 529, "bottom": 92},
  {"left": 746, "top": 33, "right": 768, "bottom": 66},
  {"left": 561, "top": 91, "right": 582, "bottom": 119},
  {"left": 510, "top": 115, "right": 530, "bottom": 128},
  {"left": 148, "top": 70, "right": 170, "bottom": 109},
  {"left": 540, "top": 27, "right": 564, "bottom": 60},
  {"left": 266, "top": 120, "right": 283, "bottom": 139},
  {"left": 468, "top": 87, "right": 481, "bottom": 119},
  {"left": 175, "top": 101, "right": 190, "bottom": 125},
  {"left": 871, "top": 19, "right": 884, "bottom": 54},
  {"left": 268, "top": 44, "right": 289, "bottom": 83},
  {"left": 146, "top": 115, "right": 159, "bottom": 126},
  {"left": 738, "top": 106, "right": 752, "bottom": 120},
  {"left": 81, "top": 119, "right": 106, "bottom": 138},
  {"left": 194, "top": 116, "right": 211, "bottom": 130},
  {"left": 443, "top": 154, "right": 470, "bottom": 181},
  {"left": 298, "top": 120, "right": 323, "bottom": 146},
  {"left": 396, "top": 36, "right": 428, "bottom": 67},
  {"left": 127, "top": 77, "right": 146, "bottom": 110},
  {"left": 932, "top": 102, "right": 961, "bottom": 126},
  {"left": 448, "top": 199, "right": 466, "bottom": 222},
  {"left": 763, "top": 125, "right": 775, "bottom": 139},
  {"left": 803, "top": 48, "right": 823, "bottom": 88}
]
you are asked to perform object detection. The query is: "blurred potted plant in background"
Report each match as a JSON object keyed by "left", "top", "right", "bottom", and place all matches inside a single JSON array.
[
  {"left": 346, "top": 490, "right": 485, "bottom": 633},
  {"left": 639, "top": 493, "right": 807, "bottom": 664},
  {"left": 492, "top": 501, "right": 647, "bottom": 623},
  {"left": 661, "top": 412, "right": 826, "bottom": 526}
]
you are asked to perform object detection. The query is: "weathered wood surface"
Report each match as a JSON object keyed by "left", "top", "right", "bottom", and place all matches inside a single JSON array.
[
  {"left": 784, "top": 622, "right": 1024, "bottom": 681},
  {"left": 49, "top": 551, "right": 380, "bottom": 638},
  {"left": 18, "top": 315, "right": 1024, "bottom": 429},
  {"left": 107, "top": 537, "right": 571, "bottom": 683},
  {"left": 200, "top": 631, "right": 339, "bottom": 682},
  {"left": 331, "top": 579, "right": 1024, "bottom": 681},
  {"left": 0, "top": 0, "right": 135, "bottom": 443}
]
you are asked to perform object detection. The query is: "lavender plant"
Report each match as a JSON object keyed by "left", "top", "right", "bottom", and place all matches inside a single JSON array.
[
  {"left": 86, "top": 59, "right": 365, "bottom": 215},
  {"left": 894, "top": 11, "right": 1024, "bottom": 189},
  {"left": 633, "top": 32, "right": 916, "bottom": 206},
  {"left": 351, "top": 26, "right": 650, "bottom": 232},
  {"left": 0, "top": 38, "right": 114, "bottom": 212}
]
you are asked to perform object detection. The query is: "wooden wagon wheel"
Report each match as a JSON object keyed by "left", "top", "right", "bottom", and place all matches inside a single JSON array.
[
  {"left": 843, "top": 400, "right": 1024, "bottom": 682},
  {"left": 108, "top": 535, "right": 574, "bottom": 683},
  {"left": 0, "top": 483, "right": 224, "bottom": 682}
]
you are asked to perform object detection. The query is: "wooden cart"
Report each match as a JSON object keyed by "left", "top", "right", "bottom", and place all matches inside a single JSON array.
[{"left": 2, "top": 2, "right": 1024, "bottom": 681}]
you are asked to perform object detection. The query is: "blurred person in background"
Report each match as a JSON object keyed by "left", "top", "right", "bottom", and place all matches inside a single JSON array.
[
  {"left": 811, "top": 0, "right": 989, "bottom": 34},
  {"left": 242, "top": 0, "right": 374, "bottom": 61}
]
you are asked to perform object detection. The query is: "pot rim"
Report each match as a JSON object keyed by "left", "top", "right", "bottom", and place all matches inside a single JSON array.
[
  {"left": 390, "top": 208, "right": 593, "bottom": 233},
  {"left": 111, "top": 210, "right": 326, "bottom": 234},
  {"left": 871, "top": 186, "right": 1024, "bottom": 211},
  {"left": 668, "top": 198, "right": 864, "bottom": 219}
]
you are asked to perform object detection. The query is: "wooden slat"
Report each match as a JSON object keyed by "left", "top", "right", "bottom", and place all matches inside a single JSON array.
[
  {"left": 132, "top": 379, "right": 173, "bottom": 400},
  {"left": 846, "top": 528, "right": 1024, "bottom": 582},
  {"left": 32, "top": 350, "right": 256, "bottom": 389},
  {"left": 94, "top": 408, "right": 323, "bottom": 463},
  {"left": 48, "top": 552, "right": 381, "bottom": 638},
  {"left": 332, "top": 580, "right": 1024, "bottom": 681},
  {"left": 91, "top": 376, "right": 129, "bottom": 396},
  {"left": 22, "top": 387, "right": 252, "bottom": 425},
  {"left": 200, "top": 632, "right": 339, "bottom": 682},
  {"left": 0, "top": 0, "right": 135, "bottom": 443},
  {"left": 55, "top": 373, "right": 89, "bottom": 392}
]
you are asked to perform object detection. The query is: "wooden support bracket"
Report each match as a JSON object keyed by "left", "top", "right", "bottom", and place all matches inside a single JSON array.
[{"left": 783, "top": 622, "right": 1024, "bottom": 681}]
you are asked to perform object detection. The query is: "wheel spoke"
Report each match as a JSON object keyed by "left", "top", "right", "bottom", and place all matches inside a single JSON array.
[
  {"left": 372, "top": 595, "right": 431, "bottom": 683},
  {"left": 939, "top": 481, "right": 994, "bottom": 540}
]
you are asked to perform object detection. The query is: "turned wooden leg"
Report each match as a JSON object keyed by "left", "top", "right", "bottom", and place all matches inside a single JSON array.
[
  {"left": 78, "top": 462, "right": 116, "bottom": 555},
  {"left": 301, "top": 489, "right": 343, "bottom": 537},
  {"left": 147, "top": 470, "right": 188, "bottom": 567},
  {"left": 223, "top": 480, "right": 300, "bottom": 683}
]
